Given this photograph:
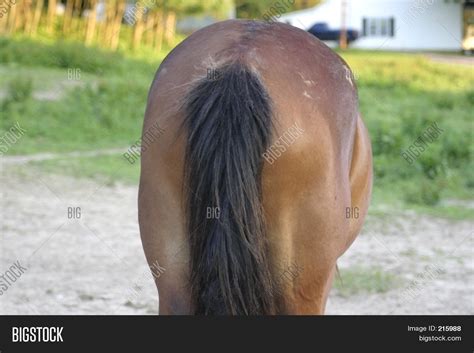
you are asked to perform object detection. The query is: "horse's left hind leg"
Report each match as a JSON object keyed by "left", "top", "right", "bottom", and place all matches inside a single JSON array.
[
  {"left": 262, "top": 115, "right": 372, "bottom": 315},
  {"left": 346, "top": 114, "right": 373, "bottom": 250}
]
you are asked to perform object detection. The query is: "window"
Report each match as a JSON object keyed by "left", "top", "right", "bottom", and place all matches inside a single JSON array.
[{"left": 362, "top": 17, "right": 395, "bottom": 37}]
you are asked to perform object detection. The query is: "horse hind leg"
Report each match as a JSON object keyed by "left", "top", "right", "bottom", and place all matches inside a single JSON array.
[{"left": 346, "top": 114, "right": 373, "bottom": 251}]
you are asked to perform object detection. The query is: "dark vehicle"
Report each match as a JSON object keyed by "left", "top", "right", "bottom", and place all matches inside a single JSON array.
[{"left": 308, "top": 22, "right": 359, "bottom": 43}]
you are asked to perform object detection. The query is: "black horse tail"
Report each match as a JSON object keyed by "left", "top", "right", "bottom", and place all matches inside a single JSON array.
[{"left": 182, "top": 61, "right": 276, "bottom": 315}]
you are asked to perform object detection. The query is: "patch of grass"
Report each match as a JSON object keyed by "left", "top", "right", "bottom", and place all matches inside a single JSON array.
[
  {"left": 0, "top": 37, "right": 164, "bottom": 155},
  {"left": 2, "top": 75, "right": 33, "bottom": 105},
  {"left": 338, "top": 50, "right": 473, "bottom": 208},
  {"left": 0, "top": 75, "right": 150, "bottom": 154},
  {"left": 0, "top": 37, "right": 158, "bottom": 76},
  {"left": 407, "top": 204, "right": 474, "bottom": 221},
  {"left": 400, "top": 248, "right": 418, "bottom": 258},
  {"left": 370, "top": 179, "right": 474, "bottom": 220},
  {"left": 334, "top": 266, "right": 402, "bottom": 297},
  {"left": 0, "top": 65, "right": 97, "bottom": 92},
  {"left": 28, "top": 154, "right": 140, "bottom": 185}
]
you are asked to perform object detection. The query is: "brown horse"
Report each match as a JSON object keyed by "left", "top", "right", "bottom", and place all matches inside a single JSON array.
[{"left": 138, "top": 20, "right": 372, "bottom": 315}]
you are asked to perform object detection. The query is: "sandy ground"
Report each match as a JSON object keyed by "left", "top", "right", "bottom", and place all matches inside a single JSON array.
[{"left": 0, "top": 157, "right": 472, "bottom": 315}]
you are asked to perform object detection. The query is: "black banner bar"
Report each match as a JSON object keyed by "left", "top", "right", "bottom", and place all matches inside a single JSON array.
[{"left": 0, "top": 315, "right": 472, "bottom": 352}]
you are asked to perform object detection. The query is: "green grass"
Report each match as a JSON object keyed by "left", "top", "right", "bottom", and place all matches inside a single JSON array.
[
  {"left": 370, "top": 179, "right": 474, "bottom": 220},
  {"left": 406, "top": 204, "right": 474, "bottom": 221},
  {"left": 0, "top": 37, "right": 161, "bottom": 154},
  {"left": 334, "top": 266, "right": 402, "bottom": 297},
  {"left": 0, "top": 36, "right": 168, "bottom": 75},
  {"left": 0, "top": 38, "right": 472, "bottom": 214},
  {"left": 0, "top": 65, "right": 97, "bottom": 91},
  {"left": 339, "top": 50, "right": 474, "bottom": 211},
  {"left": 28, "top": 154, "right": 140, "bottom": 185}
]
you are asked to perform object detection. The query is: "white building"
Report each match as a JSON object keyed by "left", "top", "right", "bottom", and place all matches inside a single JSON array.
[{"left": 278, "top": 0, "right": 469, "bottom": 51}]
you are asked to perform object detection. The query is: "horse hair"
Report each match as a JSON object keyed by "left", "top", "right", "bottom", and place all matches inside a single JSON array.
[{"left": 182, "top": 61, "right": 277, "bottom": 315}]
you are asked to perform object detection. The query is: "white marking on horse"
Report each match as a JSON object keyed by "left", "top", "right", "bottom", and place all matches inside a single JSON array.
[
  {"left": 298, "top": 72, "right": 316, "bottom": 87},
  {"left": 343, "top": 66, "right": 354, "bottom": 87}
]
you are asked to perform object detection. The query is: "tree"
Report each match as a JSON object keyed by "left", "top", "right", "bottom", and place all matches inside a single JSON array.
[
  {"left": 85, "top": 0, "right": 97, "bottom": 45},
  {"left": 110, "top": 0, "right": 126, "bottom": 50},
  {"left": 235, "top": 0, "right": 322, "bottom": 19},
  {"left": 62, "top": 0, "right": 75, "bottom": 34},
  {"left": 32, "top": 0, "right": 44, "bottom": 35},
  {"left": 235, "top": 0, "right": 275, "bottom": 19},
  {"left": 292, "top": 0, "right": 321, "bottom": 11},
  {"left": 47, "top": 0, "right": 57, "bottom": 34}
]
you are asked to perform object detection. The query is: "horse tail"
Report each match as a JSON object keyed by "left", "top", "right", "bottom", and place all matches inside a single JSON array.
[{"left": 182, "top": 61, "right": 276, "bottom": 315}]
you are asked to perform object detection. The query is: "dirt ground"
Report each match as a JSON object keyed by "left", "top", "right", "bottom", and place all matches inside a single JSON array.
[{"left": 0, "top": 157, "right": 472, "bottom": 315}]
